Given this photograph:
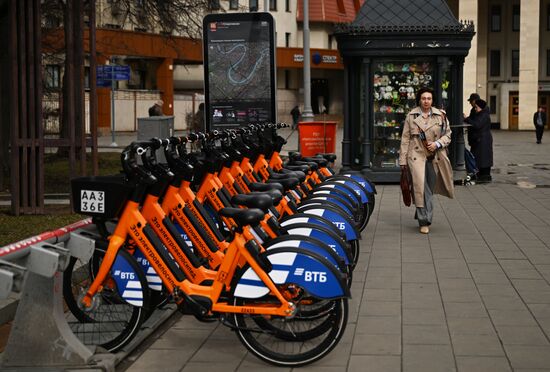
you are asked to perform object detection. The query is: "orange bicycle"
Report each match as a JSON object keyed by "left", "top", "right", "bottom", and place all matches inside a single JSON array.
[{"left": 65, "top": 140, "right": 350, "bottom": 366}]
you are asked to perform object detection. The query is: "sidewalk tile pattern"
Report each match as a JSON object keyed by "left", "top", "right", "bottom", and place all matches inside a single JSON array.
[{"left": 124, "top": 130, "right": 550, "bottom": 371}]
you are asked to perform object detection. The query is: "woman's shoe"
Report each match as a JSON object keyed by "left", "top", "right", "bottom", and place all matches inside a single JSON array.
[{"left": 420, "top": 226, "right": 429, "bottom": 234}]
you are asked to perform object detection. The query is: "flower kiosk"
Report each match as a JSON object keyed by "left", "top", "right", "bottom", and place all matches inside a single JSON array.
[{"left": 335, "top": 0, "right": 474, "bottom": 182}]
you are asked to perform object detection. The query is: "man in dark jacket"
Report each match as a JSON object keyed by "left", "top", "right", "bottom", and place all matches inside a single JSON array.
[
  {"left": 290, "top": 105, "right": 300, "bottom": 129},
  {"left": 468, "top": 99, "right": 493, "bottom": 183},
  {"left": 148, "top": 100, "right": 164, "bottom": 117},
  {"left": 533, "top": 106, "right": 547, "bottom": 144},
  {"left": 464, "top": 93, "right": 480, "bottom": 147}
]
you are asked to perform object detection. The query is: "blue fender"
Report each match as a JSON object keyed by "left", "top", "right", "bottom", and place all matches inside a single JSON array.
[
  {"left": 300, "top": 196, "right": 354, "bottom": 217},
  {"left": 298, "top": 205, "right": 359, "bottom": 241},
  {"left": 233, "top": 248, "right": 350, "bottom": 299},
  {"left": 279, "top": 213, "right": 347, "bottom": 241},
  {"left": 174, "top": 222, "right": 195, "bottom": 251},
  {"left": 110, "top": 252, "right": 147, "bottom": 307},
  {"left": 264, "top": 233, "right": 349, "bottom": 267},
  {"left": 310, "top": 186, "right": 360, "bottom": 210},
  {"left": 280, "top": 223, "right": 351, "bottom": 265},
  {"left": 133, "top": 249, "right": 163, "bottom": 292},
  {"left": 319, "top": 181, "right": 368, "bottom": 205},
  {"left": 340, "top": 173, "right": 377, "bottom": 194}
]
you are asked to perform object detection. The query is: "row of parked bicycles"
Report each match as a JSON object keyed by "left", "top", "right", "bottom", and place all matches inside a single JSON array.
[{"left": 64, "top": 123, "right": 376, "bottom": 367}]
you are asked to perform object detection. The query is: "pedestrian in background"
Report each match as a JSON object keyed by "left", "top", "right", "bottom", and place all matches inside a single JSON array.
[
  {"left": 464, "top": 93, "right": 480, "bottom": 147},
  {"left": 467, "top": 99, "right": 493, "bottom": 183},
  {"left": 149, "top": 100, "right": 164, "bottom": 117},
  {"left": 192, "top": 103, "right": 205, "bottom": 133},
  {"left": 399, "top": 87, "right": 454, "bottom": 234},
  {"left": 189, "top": 102, "right": 205, "bottom": 151},
  {"left": 533, "top": 106, "right": 547, "bottom": 144},
  {"left": 290, "top": 105, "right": 301, "bottom": 129}
]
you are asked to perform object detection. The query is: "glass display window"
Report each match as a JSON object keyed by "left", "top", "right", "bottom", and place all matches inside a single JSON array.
[{"left": 372, "top": 58, "right": 434, "bottom": 169}]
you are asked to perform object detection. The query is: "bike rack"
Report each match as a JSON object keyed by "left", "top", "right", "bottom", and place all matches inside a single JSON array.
[{"left": 0, "top": 219, "right": 117, "bottom": 371}]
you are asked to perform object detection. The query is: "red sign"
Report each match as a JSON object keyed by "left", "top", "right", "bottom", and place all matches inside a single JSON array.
[{"left": 298, "top": 121, "right": 337, "bottom": 156}]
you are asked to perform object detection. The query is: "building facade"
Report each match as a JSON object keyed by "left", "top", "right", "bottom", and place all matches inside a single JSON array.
[
  {"left": 452, "top": 0, "right": 550, "bottom": 130},
  {"left": 45, "top": 0, "right": 549, "bottom": 133}
]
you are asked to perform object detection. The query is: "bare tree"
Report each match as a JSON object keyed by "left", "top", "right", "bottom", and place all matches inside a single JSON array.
[
  {"left": 109, "top": 0, "right": 211, "bottom": 39},
  {"left": 40, "top": 0, "right": 213, "bottom": 156}
]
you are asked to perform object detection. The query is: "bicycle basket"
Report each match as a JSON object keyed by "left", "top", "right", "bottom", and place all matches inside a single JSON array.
[{"left": 71, "top": 174, "right": 133, "bottom": 218}]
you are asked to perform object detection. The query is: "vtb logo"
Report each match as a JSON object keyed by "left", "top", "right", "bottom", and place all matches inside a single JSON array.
[{"left": 294, "top": 268, "right": 327, "bottom": 282}]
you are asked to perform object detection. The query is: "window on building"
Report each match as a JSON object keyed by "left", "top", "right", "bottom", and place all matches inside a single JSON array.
[
  {"left": 84, "top": 66, "right": 90, "bottom": 89},
  {"left": 285, "top": 70, "right": 290, "bottom": 89},
  {"left": 209, "top": 0, "right": 220, "bottom": 10},
  {"left": 490, "top": 5, "right": 501, "bottom": 32},
  {"left": 286, "top": 0, "right": 290, "bottom": 12},
  {"left": 269, "top": 0, "right": 277, "bottom": 11},
  {"left": 249, "top": 0, "right": 258, "bottom": 11},
  {"left": 45, "top": 65, "right": 60, "bottom": 89},
  {"left": 285, "top": 32, "right": 291, "bottom": 47},
  {"left": 230, "top": 0, "right": 239, "bottom": 10},
  {"left": 489, "top": 95, "right": 497, "bottom": 115},
  {"left": 512, "top": 4, "right": 520, "bottom": 32},
  {"left": 547, "top": 49, "right": 550, "bottom": 76},
  {"left": 512, "top": 49, "right": 519, "bottom": 77},
  {"left": 490, "top": 50, "right": 501, "bottom": 77}
]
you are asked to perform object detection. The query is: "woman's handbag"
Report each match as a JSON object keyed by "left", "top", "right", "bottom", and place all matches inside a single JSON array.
[
  {"left": 417, "top": 112, "right": 448, "bottom": 161},
  {"left": 400, "top": 167, "right": 413, "bottom": 207}
]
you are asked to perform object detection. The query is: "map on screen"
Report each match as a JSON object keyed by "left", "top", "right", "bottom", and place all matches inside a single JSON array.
[{"left": 203, "top": 13, "right": 276, "bottom": 130}]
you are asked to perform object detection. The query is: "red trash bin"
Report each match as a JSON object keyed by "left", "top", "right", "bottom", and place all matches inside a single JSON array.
[{"left": 298, "top": 121, "right": 337, "bottom": 157}]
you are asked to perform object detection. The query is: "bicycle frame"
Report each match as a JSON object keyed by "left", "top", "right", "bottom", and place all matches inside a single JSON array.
[{"left": 81, "top": 199, "right": 306, "bottom": 317}]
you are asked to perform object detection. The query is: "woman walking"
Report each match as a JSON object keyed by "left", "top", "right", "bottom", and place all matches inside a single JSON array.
[{"left": 399, "top": 87, "right": 455, "bottom": 234}]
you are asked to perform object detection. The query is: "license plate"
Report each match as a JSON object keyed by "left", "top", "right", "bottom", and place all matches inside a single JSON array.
[{"left": 80, "top": 190, "right": 105, "bottom": 213}]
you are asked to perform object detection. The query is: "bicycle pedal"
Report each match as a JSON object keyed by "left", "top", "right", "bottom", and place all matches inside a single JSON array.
[{"left": 193, "top": 312, "right": 219, "bottom": 323}]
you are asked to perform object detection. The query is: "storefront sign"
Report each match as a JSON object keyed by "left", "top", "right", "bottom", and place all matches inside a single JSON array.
[{"left": 292, "top": 53, "right": 337, "bottom": 64}]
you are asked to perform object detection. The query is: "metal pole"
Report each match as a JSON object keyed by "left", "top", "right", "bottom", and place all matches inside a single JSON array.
[
  {"left": 89, "top": 0, "right": 98, "bottom": 175},
  {"left": 110, "top": 58, "right": 117, "bottom": 147},
  {"left": 301, "top": 0, "right": 314, "bottom": 121}
]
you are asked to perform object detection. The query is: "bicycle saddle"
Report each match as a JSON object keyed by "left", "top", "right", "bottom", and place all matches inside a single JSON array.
[
  {"left": 231, "top": 193, "right": 273, "bottom": 212},
  {"left": 316, "top": 153, "right": 337, "bottom": 162},
  {"left": 278, "top": 168, "right": 307, "bottom": 182},
  {"left": 267, "top": 177, "right": 299, "bottom": 191},
  {"left": 261, "top": 189, "right": 283, "bottom": 205},
  {"left": 268, "top": 172, "right": 291, "bottom": 179},
  {"left": 218, "top": 207, "right": 265, "bottom": 227},
  {"left": 282, "top": 164, "right": 310, "bottom": 175},
  {"left": 303, "top": 157, "right": 329, "bottom": 167},
  {"left": 292, "top": 160, "right": 319, "bottom": 171},
  {"left": 248, "top": 182, "right": 284, "bottom": 194}
]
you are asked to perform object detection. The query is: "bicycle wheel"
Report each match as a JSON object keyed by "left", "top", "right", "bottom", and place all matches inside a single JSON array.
[
  {"left": 251, "top": 297, "right": 339, "bottom": 341},
  {"left": 63, "top": 249, "right": 148, "bottom": 352},
  {"left": 232, "top": 295, "right": 348, "bottom": 367}
]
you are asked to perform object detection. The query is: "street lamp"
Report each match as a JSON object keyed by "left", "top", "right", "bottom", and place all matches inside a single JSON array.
[{"left": 301, "top": 0, "right": 314, "bottom": 121}]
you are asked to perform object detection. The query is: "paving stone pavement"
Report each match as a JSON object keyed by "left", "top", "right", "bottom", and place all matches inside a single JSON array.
[{"left": 121, "top": 129, "right": 550, "bottom": 372}]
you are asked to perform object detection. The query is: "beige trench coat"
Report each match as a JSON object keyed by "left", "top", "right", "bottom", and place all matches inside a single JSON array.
[{"left": 399, "top": 107, "right": 455, "bottom": 207}]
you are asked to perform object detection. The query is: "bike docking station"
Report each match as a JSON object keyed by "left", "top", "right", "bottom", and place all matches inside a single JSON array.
[{"left": 0, "top": 219, "right": 176, "bottom": 371}]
